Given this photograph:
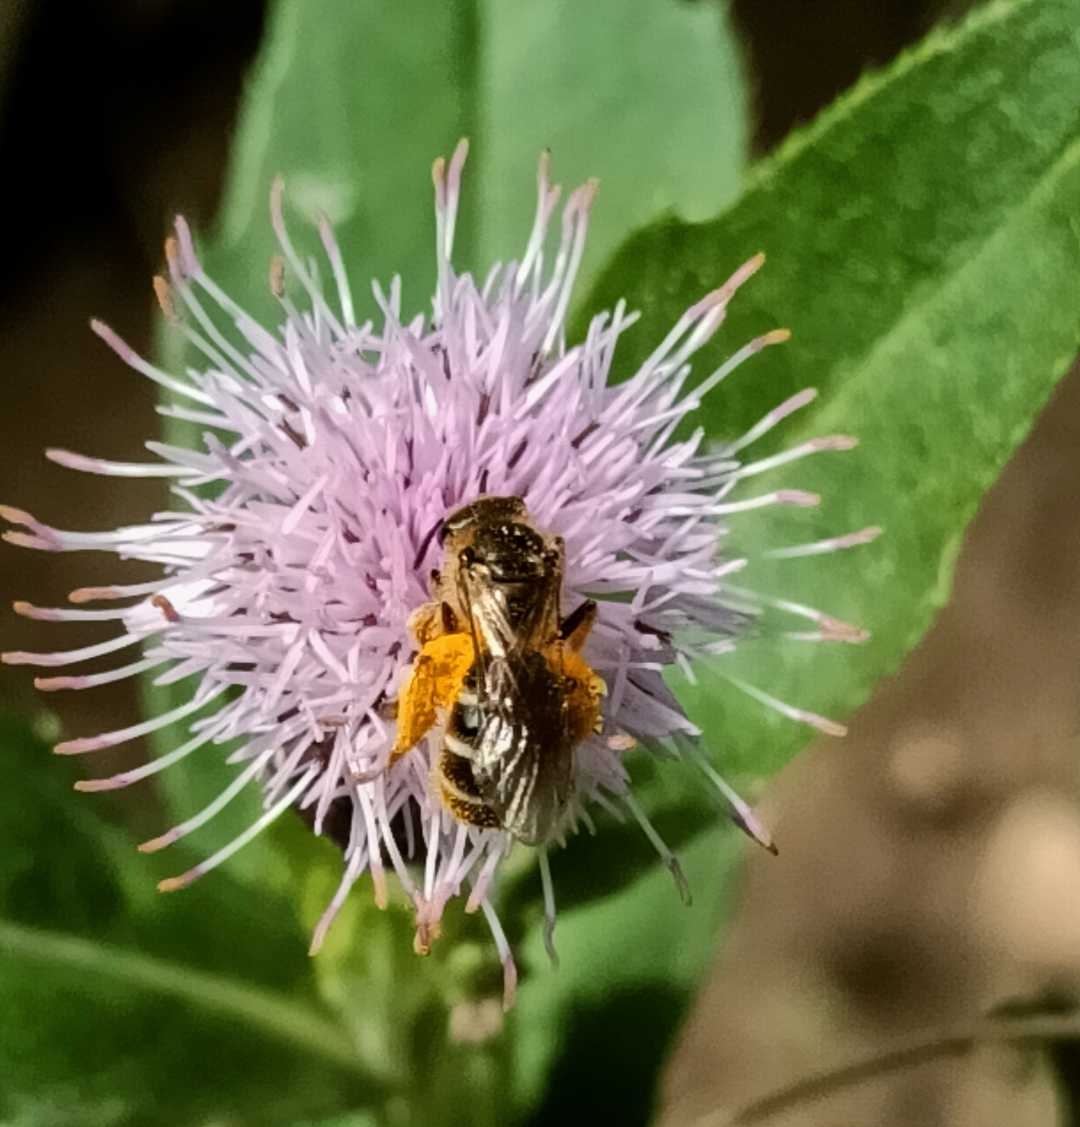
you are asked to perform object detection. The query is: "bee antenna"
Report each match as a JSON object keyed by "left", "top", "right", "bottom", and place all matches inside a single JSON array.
[{"left": 413, "top": 516, "right": 444, "bottom": 570}]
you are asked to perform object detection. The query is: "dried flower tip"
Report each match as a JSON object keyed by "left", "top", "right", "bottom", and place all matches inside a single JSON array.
[
  {"left": 151, "top": 594, "right": 180, "bottom": 623},
  {"left": 153, "top": 275, "right": 178, "bottom": 323},
  {"left": 269, "top": 254, "right": 285, "bottom": 298}
]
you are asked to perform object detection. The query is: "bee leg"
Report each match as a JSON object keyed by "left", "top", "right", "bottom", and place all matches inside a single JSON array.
[
  {"left": 559, "top": 646, "right": 607, "bottom": 745},
  {"left": 558, "top": 599, "right": 597, "bottom": 651},
  {"left": 406, "top": 602, "right": 438, "bottom": 646},
  {"left": 407, "top": 598, "right": 457, "bottom": 645}
]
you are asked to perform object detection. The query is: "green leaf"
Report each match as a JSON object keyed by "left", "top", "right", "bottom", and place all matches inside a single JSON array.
[
  {"left": 207, "top": 0, "right": 478, "bottom": 332},
  {"left": 150, "top": 0, "right": 746, "bottom": 878},
  {"left": 196, "top": 0, "right": 745, "bottom": 348},
  {"left": 512, "top": 0, "right": 1080, "bottom": 1112},
  {"left": 0, "top": 714, "right": 385, "bottom": 1126},
  {"left": 474, "top": 0, "right": 746, "bottom": 292},
  {"left": 582, "top": 0, "right": 1080, "bottom": 780}
]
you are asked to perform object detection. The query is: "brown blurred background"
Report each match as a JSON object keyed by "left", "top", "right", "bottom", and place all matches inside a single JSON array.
[{"left": 3, "top": 1, "right": 1078, "bottom": 1124}]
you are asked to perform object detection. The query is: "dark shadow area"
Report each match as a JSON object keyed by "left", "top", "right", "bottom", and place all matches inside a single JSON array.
[
  {"left": 0, "top": 0, "right": 265, "bottom": 789},
  {"left": 525, "top": 984, "right": 688, "bottom": 1127},
  {"left": 0, "top": 0, "right": 266, "bottom": 291},
  {"left": 730, "top": 0, "right": 958, "bottom": 152}
]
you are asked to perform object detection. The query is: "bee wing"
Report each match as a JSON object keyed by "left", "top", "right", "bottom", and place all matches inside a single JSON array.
[
  {"left": 455, "top": 565, "right": 493, "bottom": 696},
  {"left": 457, "top": 566, "right": 526, "bottom": 660},
  {"left": 471, "top": 656, "right": 573, "bottom": 845}
]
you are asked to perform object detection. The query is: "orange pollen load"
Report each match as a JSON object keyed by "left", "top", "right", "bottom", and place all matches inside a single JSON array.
[
  {"left": 392, "top": 632, "right": 605, "bottom": 764},
  {"left": 546, "top": 642, "right": 605, "bottom": 744},
  {"left": 392, "top": 632, "right": 476, "bottom": 760}
]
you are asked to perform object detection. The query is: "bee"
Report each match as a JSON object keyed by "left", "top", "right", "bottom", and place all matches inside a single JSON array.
[{"left": 393, "top": 496, "right": 605, "bottom": 845}]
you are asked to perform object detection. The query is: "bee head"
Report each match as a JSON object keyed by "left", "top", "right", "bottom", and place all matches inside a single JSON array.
[{"left": 440, "top": 495, "right": 527, "bottom": 547}]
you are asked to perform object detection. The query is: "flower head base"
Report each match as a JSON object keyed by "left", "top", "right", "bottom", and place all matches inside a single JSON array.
[{"left": 3, "top": 141, "right": 877, "bottom": 1007}]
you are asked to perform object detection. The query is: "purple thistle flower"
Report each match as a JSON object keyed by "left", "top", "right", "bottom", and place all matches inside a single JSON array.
[{"left": 2, "top": 141, "right": 877, "bottom": 1007}]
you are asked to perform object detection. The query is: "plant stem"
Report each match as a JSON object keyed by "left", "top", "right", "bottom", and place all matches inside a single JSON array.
[{"left": 703, "top": 1010, "right": 1080, "bottom": 1125}]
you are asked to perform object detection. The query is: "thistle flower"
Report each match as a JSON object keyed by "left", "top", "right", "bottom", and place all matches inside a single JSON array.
[{"left": 2, "top": 141, "right": 877, "bottom": 1007}]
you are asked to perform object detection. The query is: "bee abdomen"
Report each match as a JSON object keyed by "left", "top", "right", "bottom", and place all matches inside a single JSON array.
[{"left": 437, "top": 747, "right": 501, "bottom": 830}]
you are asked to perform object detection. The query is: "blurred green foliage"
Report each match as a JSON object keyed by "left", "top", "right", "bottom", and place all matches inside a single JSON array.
[
  {"left": 3, "top": 0, "right": 1080, "bottom": 1124},
  {"left": 203, "top": 0, "right": 745, "bottom": 339},
  {"left": 0, "top": 716, "right": 382, "bottom": 1126}
]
